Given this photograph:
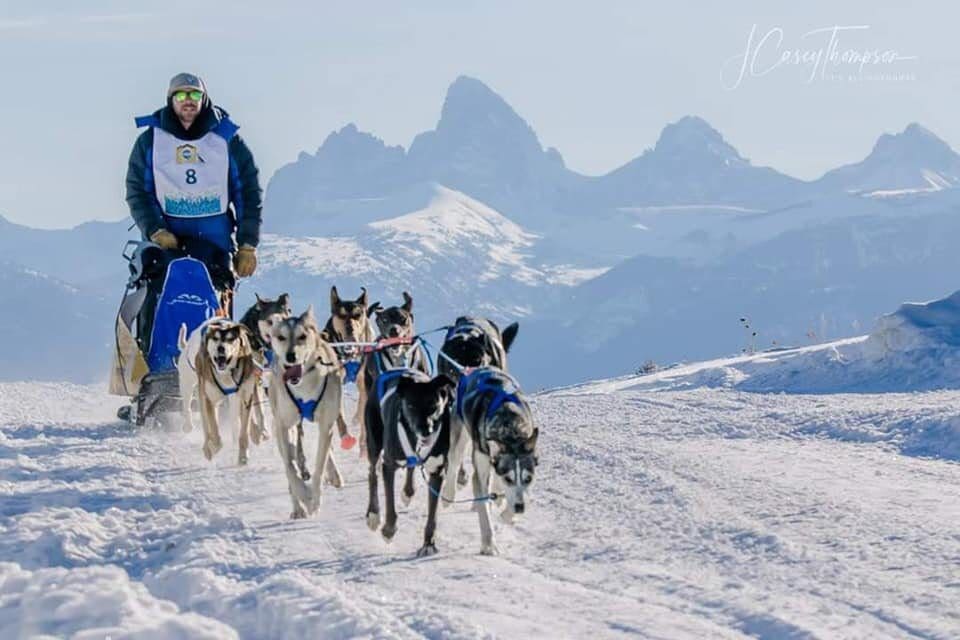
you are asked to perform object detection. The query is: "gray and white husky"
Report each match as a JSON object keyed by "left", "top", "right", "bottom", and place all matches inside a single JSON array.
[
  {"left": 267, "top": 307, "right": 345, "bottom": 519},
  {"left": 450, "top": 367, "right": 539, "bottom": 555}
]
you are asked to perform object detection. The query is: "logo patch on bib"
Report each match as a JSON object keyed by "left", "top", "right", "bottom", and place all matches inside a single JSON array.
[{"left": 176, "top": 144, "right": 200, "bottom": 164}]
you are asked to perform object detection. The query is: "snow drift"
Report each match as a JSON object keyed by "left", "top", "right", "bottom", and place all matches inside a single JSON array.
[{"left": 571, "top": 289, "right": 960, "bottom": 396}]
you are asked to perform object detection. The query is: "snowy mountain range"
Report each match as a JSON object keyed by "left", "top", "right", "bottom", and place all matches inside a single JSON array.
[{"left": 5, "top": 75, "right": 960, "bottom": 387}]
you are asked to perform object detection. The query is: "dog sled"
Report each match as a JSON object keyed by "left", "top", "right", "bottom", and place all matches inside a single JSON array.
[{"left": 110, "top": 238, "right": 234, "bottom": 427}]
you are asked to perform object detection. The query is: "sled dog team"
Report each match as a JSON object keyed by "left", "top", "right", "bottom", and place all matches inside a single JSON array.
[{"left": 176, "top": 287, "right": 539, "bottom": 557}]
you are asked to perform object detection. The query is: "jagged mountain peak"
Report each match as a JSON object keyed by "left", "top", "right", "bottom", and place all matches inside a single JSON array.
[
  {"left": 869, "top": 122, "right": 955, "bottom": 162},
  {"left": 315, "top": 123, "right": 401, "bottom": 158},
  {"left": 652, "top": 116, "right": 745, "bottom": 164},
  {"left": 437, "top": 76, "right": 521, "bottom": 129},
  {"left": 817, "top": 122, "right": 960, "bottom": 194}
]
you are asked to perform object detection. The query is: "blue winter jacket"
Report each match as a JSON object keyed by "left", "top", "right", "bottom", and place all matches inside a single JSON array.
[{"left": 125, "top": 102, "right": 263, "bottom": 252}]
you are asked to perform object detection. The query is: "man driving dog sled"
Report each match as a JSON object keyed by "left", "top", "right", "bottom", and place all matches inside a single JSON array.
[
  {"left": 126, "top": 72, "right": 262, "bottom": 284},
  {"left": 114, "top": 72, "right": 264, "bottom": 425}
]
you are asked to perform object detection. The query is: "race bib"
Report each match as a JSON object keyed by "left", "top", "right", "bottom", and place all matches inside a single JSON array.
[{"left": 152, "top": 128, "right": 229, "bottom": 218}]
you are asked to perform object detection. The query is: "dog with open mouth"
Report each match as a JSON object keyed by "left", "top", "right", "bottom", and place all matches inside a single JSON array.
[
  {"left": 364, "top": 367, "right": 456, "bottom": 556},
  {"left": 438, "top": 317, "right": 519, "bottom": 501},
  {"left": 177, "top": 318, "right": 261, "bottom": 464},
  {"left": 267, "top": 306, "right": 345, "bottom": 519},
  {"left": 451, "top": 367, "right": 538, "bottom": 556},
  {"left": 323, "top": 286, "right": 377, "bottom": 451}
]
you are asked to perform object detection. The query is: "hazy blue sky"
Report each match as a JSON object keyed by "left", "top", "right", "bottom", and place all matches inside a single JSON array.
[{"left": 0, "top": 1, "right": 954, "bottom": 228}]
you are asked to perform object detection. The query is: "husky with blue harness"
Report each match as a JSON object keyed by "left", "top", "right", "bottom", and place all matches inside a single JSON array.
[
  {"left": 450, "top": 367, "right": 539, "bottom": 556},
  {"left": 363, "top": 366, "right": 456, "bottom": 556},
  {"left": 438, "top": 317, "right": 519, "bottom": 498},
  {"left": 267, "top": 307, "right": 345, "bottom": 520}
]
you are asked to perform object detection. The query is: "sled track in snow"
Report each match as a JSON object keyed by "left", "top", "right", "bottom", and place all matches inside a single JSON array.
[{"left": 1, "top": 381, "right": 960, "bottom": 638}]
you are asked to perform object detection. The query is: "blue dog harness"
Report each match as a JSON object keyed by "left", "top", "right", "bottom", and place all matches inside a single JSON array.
[
  {"left": 284, "top": 373, "right": 329, "bottom": 422},
  {"left": 343, "top": 359, "right": 362, "bottom": 383},
  {"left": 456, "top": 368, "right": 523, "bottom": 421},
  {"left": 377, "top": 368, "right": 439, "bottom": 468}
]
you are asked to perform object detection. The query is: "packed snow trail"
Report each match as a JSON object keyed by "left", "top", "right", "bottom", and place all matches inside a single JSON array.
[{"left": 1, "top": 378, "right": 959, "bottom": 638}]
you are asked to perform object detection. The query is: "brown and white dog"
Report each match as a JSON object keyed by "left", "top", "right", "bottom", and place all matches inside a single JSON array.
[{"left": 177, "top": 318, "right": 261, "bottom": 464}]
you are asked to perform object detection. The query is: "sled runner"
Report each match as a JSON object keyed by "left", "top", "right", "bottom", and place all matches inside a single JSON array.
[{"left": 110, "top": 238, "right": 234, "bottom": 427}]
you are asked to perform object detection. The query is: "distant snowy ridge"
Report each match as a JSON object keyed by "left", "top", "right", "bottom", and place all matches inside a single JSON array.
[
  {"left": 563, "top": 289, "right": 960, "bottom": 397},
  {"left": 258, "top": 185, "right": 606, "bottom": 293}
]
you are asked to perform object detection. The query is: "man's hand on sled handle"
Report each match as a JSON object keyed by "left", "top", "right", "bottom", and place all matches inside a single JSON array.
[
  {"left": 150, "top": 228, "right": 179, "bottom": 250},
  {"left": 234, "top": 244, "right": 257, "bottom": 278}
]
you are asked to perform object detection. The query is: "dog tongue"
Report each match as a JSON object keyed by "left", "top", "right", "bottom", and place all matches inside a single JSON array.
[{"left": 283, "top": 364, "right": 303, "bottom": 382}]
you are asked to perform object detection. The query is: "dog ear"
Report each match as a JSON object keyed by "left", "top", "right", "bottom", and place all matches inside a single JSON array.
[
  {"left": 319, "top": 329, "right": 332, "bottom": 343},
  {"left": 367, "top": 301, "right": 382, "bottom": 318},
  {"left": 255, "top": 293, "right": 265, "bottom": 307},
  {"left": 401, "top": 291, "right": 413, "bottom": 312},
  {"left": 329, "top": 286, "right": 340, "bottom": 313},
  {"left": 357, "top": 287, "right": 368, "bottom": 307},
  {"left": 301, "top": 305, "right": 316, "bottom": 327},
  {"left": 501, "top": 322, "right": 519, "bottom": 353},
  {"left": 279, "top": 293, "right": 290, "bottom": 312},
  {"left": 238, "top": 324, "right": 254, "bottom": 357},
  {"left": 525, "top": 427, "right": 539, "bottom": 452}
]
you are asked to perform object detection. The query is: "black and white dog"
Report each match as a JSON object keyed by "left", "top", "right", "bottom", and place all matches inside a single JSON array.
[
  {"left": 364, "top": 368, "right": 455, "bottom": 557},
  {"left": 358, "top": 292, "right": 432, "bottom": 456},
  {"left": 439, "top": 317, "right": 518, "bottom": 495},
  {"left": 438, "top": 316, "right": 518, "bottom": 379},
  {"left": 452, "top": 367, "right": 538, "bottom": 556},
  {"left": 239, "top": 293, "right": 291, "bottom": 366}
]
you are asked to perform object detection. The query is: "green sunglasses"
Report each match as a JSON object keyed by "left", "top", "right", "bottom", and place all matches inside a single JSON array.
[{"left": 172, "top": 90, "right": 204, "bottom": 102}]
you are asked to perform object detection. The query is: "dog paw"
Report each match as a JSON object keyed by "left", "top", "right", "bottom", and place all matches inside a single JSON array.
[
  {"left": 381, "top": 522, "right": 397, "bottom": 542},
  {"left": 238, "top": 451, "right": 248, "bottom": 466},
  {"left": 202, "top": 439, "right": 219, "bottom": 461},
  {"left": 299, "top": 468, "right": 311, "bottom": 482},
  {"left": 457, "top": 467, "right": 469, "bottom": 487},
  {"left": 325, "top": 472, "right": 344, "bottom": 489},
  {"left": 366, "top": 512, "right": 381, "bottom": 531},
  {"left": 401, "top": 489, "right": 415, "bottom": 507},
  {"left": 480, "top": 542, "right": 500, "bottom": 556},
  {"left": 416, "top": 543, "right": 438, "bottom": 558},
  {"left": 290, "top": 506, "right": 307, "bottom": 520},
  {"left": 306, "top": 494, "right": 321, "bottom": 515}
]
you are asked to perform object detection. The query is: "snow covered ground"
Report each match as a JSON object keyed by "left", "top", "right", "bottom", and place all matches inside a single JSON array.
[{"left": 2, "top": 353, "right": 959, "bottom": 638}]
